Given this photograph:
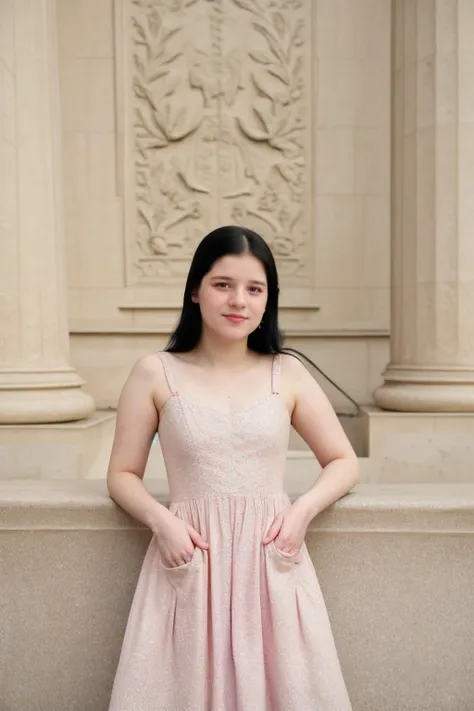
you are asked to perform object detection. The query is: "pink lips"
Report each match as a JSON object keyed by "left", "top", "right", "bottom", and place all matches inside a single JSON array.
[{"left": 224, "top": 315, "right": 247, "bottom": 324}]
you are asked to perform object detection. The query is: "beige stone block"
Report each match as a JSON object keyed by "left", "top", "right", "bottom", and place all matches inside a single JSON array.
[
  {"left": 64, "top": 218, "right": 81, "bottom": 290},
  {"left": 422, "top": 127, "right": 454, "bottom": 279},
  {"left": 315, "top": 0, "right": 355, "bottom": 59},
  {"left": 362, "top": 407, "right": 474, "bottom": 482},
  {"left": 416, "top": 56, "right": 436, "bottom": 129},
  {"left": 61, "top": 132, "right": 87, "bottom": 195},
  {"left": 62, "top": 132, "right": 117, "bottom": 197},
  {"left": 0, "top": 139, "right": 16, "bottom": 232},
  {"left": 368, "top": 287, "right": 390, "bottom": 328},
  {"left": 393, "top": 3, "right": 404, "bottom": 71},
  {"left": 287, "top": 337, "right": 369, "bottom": 409},
  {"left": 355, "top": 58, "right": 390, "bottom": 128},
  {"left": 0, "top": 0, "right": 14, "bottom": 71},
  {"left": 434, "top": 52, "right": 458, "bottom": 126},
  {"left": 354, "top": 127, "right": 389, "bottom": 195},
  {"left": 362, "top": 195, "right": 390, "bottom": 289},
  {"left": 78, "top": 288, "right": 128, "bottom": 324},
  {"left": 59, "top": 58, "right": 115, "bottom": 132},
  {"left": 314, "top": 196, "right": 365, "bottom": 287},
  {"left": 415, "top": 2, "right": 434, "bottom": 59},
  {"left": 0, "top": 527, "right": 149, "bottom": 711},
  {"left": 66, "top": 288, "right": 82, "bottom": 323},
  {"left": 70, "top": 333, "right": 142, "bottom": 408},
  {"left": 367, "top": 337, "right": 389, "bottom": 394},
  {"left": 64, "top": 198, "right": 123, "bottom": 289},
  {"left": 57, "top": 0, "right": 114, "bottom": 59},
  {"left": 315, "top": 128, "right": 354, "bottom": 195},
  {"left": 131, "top": 308, "right": 180, "bottom": 332},
  {"left": 79, "top": 203, "right": 124, "bottom": 289},
  {"left": 311, "top": 527, "right": 474, "bottom": 710},
  {"left": 0, "top": 61, "right": 15, "bottom": 145},
  {"left": 402, "top": 63, "right": 416, "bottom": 136},
  {"left": 317, "top": 60, "right": 356, "bottom": 128},
  {"left": 353, "top": 0, "right": 391, "bottom": 60},
  {"left": 311, "top": 287, "right": 373, "bottom": 329},
  {"left": 0, "top": 273, "right": 21, "bottom": 365},
  {"left": 459, "top": 282, "right": 474, "bottom": 364},
  {"left": 87, "top": 133, "right": 118, "bottom": 196},
  {"left": 459, "top": 123, "right": 474, "bottom": 279},
  {"left": 402, "top": 0, "right": 417, "bottom": 65},
  {"left": 0, "top": 412, "right": 115, "bottom": 480}
]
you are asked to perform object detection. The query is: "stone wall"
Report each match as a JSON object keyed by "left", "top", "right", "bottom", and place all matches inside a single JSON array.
[
  {"left": 57, "top": 0, "right": 391, "bottom": 408},
  {"left": 2, "top": 480, "right": 474, "bottom": 711}
]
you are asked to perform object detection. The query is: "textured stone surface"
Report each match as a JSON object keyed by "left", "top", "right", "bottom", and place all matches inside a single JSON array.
[
  {"left": 1, "top": 481, "right": 474, "bottom": 711},
  {"left": 55, "top": 0, "right": 391, "bottom": 405}
]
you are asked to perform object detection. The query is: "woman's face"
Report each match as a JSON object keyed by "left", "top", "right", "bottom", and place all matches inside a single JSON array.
[{"left": 194, "top": 253, "right": 268, "bottom": 342}]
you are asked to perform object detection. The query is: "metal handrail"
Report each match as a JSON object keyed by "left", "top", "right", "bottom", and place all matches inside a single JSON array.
[{"left": 281, "top": 347, "right": 361, "bottom": 415}]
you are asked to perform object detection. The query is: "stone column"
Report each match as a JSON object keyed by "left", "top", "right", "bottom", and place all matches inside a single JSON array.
[
  {"left": 374, "top": 0, "right": 474, "bottom": 412},
  {"left": 0, "top": 0, "right": 94, "bottom": 423}
]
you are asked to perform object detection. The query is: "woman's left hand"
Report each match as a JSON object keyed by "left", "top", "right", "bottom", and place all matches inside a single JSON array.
[{"left": 262, "top": 500, "right": 310, "bottom": 556}]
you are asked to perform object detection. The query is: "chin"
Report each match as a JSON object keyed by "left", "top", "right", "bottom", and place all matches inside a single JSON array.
[{"left": 215, "top": 324, "right": 254, "bottom": 342}]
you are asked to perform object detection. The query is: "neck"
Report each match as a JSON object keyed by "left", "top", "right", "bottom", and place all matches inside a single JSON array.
[{"left": 194, "top": 331, "right": 254, "bottom": 368}]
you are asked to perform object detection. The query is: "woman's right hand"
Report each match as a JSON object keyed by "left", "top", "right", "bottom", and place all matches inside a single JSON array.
[{"left": 155, "top": 511, "right": 209, "bottom": 568}]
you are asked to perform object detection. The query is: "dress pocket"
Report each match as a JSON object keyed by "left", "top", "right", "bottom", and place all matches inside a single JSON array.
[
  {"left": 268, "top": 540, "right": 302, "bottom": 566},
  {"left": 159, "top": 547, "right": 200, "bottom": 592}
]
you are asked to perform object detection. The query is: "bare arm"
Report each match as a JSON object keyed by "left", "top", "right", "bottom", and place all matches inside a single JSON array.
[
  {"left": 106, "top": 355, "right": 173, "bottom": 533},
  {"left": 287, "top": 354, "right": 360, "bottom": 524}
]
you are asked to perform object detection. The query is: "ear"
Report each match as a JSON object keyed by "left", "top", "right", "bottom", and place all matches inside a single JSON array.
[{"left": 191, "top": 290, "right": 199, "bottom": 304}]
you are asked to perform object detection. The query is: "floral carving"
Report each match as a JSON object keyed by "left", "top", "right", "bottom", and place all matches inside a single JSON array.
[{"left": 126, "top": 0, "right": 310, "bottom": 282}]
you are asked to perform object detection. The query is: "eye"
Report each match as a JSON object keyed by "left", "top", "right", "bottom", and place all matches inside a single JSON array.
[
  {"left": 214, "top": 281, "right": 230, "bottom": 289},
  {"left": 248, "top": 285, "right": 264, "bottom": 294}
]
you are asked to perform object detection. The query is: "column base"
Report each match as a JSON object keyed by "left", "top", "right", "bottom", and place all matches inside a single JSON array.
[
  {"left": 0, "top": 367, "right": 95, "bottom": 424},
  {"left": 374, "top": 366, "right": 474, "bottom": 412},
  {"left": 360, "top": 406, "right": 474, "bottom": 483},
  {"left": 0, "top": 411, "right": 115, "bottom": 479}
]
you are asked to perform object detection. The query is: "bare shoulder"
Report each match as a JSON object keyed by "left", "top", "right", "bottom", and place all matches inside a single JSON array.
[
  {"left": 122, "top": 352, "right": 170, "bottom": 402},
  {"left": 130, "top": 352, "right": 163, "bottom": 379},
  {"left": 280, "top": 352, "right": 318, "bottom": 390},
  {"left": 123, "top": 353, "right": 159, "bottom": 388}
]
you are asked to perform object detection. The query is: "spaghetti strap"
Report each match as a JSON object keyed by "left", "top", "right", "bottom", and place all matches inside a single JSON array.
[
  {"left": 271, "top": 354, "right": 281, "bottom": 395},
  {"left": 157, "top": 351, "right": 178, "bottom": 397}
]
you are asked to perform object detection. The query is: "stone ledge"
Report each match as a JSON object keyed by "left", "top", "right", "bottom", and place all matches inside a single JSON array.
[{"left": 1, "top": 479, "right": 473, "bottom": 534}]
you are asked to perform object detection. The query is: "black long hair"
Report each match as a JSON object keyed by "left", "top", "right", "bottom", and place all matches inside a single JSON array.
[{"left": 166, "top": 226, "right": 283, "bottom": 354}]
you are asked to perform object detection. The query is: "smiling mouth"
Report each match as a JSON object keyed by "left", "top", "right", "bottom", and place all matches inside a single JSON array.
[{"left": 224, "top": 315, "right": 247, "bottom": 322}]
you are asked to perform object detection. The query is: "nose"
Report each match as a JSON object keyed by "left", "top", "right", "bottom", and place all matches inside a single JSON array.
[{"left": 228, "top": 286, "right": 246, "bottom": 309}]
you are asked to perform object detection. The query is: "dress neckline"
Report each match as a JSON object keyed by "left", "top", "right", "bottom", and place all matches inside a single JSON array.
[{"left": 158, "top": 391, "right": 291, "bottom": 424}]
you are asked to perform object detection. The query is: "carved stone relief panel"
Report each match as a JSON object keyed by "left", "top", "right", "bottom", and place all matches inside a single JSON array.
[{"left": 120, "top": 0, "right": 312, "bottom": 286}]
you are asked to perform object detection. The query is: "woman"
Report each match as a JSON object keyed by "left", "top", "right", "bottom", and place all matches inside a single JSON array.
[{"left": 107, "top": 225, "right": 359, "bottom": 710}]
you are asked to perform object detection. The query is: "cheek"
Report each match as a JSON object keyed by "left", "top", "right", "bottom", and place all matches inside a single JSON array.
[
  {"left": 198, "top": 289, "right": 224, "bottom": 316},
  {"left": 252, "top": 295, "right": 268, "bottom": 317}
]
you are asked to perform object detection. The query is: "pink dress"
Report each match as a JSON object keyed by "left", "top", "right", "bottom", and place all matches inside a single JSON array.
[{"left": 108, "top": 352, "right": 352, "bottom": 711}]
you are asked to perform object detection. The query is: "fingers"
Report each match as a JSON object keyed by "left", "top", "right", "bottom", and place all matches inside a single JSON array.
[
  {"left": 187, "top": 525, "right": 209, "bottom": 550},
  {"left": 262, "top": 513, "right": 283, "bottom": 545}
]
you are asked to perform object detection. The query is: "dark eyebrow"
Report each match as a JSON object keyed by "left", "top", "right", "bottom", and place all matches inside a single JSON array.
[{"left": 211, "top": 275, "right": 267, "bottom": 287}]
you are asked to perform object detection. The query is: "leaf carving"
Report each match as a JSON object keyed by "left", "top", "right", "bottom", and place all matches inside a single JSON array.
[
  {"left": 267, "top": 63, "right": 288, "bottom": 84},
  {"left": 272, "top": 12, "right": 285, "bottom": 39},
  {"left": 249, "top": 51, "right": 270, "bottom": 65},
  {"left": 251, "top": 72, "right": 275, "bottom": 100},
  {"left": 236, "top": 115, "right": 270, "bottom": 142},
  {"left": 252, "top": 22, "right": 283, "bottom": 63}
]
